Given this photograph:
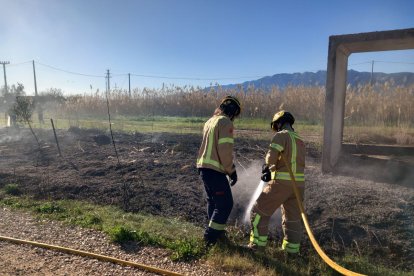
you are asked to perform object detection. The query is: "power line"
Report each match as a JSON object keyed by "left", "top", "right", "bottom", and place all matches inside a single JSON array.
[
  {"left": 8, "top": 60, "right": 32, "bottom": 67},
  {"left": 374, "top": 60, "right": 414, "bottom": 65},
  {"left": 348, "top": 61, "right": 372, "bottom": 66},
  {"left": 7, "top": 59, "right": 411, "bottom": 84},
  {"left": 349, "top": 60, "right": 414, "bottom": 66},
  {"left": 36, "top": 61, "right": 105, "bottom": 78},
  {"left": 128, "top": 73, "right": 267, "bottom": 81}
]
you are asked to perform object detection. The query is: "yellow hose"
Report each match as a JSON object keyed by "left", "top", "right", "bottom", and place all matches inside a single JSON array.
[
  {"left": 0, "top": 235, "right": 183, "bottom": 276},
  {"left": 280, "top": 153, "right": 366, "bottom": 276}
]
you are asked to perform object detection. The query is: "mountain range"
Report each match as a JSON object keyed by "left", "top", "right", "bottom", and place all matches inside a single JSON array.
[{"left": 220, "top": 70, "right": 414, "bottom": 90}]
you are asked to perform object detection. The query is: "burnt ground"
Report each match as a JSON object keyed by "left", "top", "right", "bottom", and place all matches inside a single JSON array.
[{"left": 0, "top": 126, "right": 413, "bottom": 271}]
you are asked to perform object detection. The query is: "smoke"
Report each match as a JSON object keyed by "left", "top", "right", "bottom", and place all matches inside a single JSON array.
[
  {"left": 336, "top": 153, "right": 414, "bottom": 188},
  {"left": 231, "top": 160, "right": 282, "bottom": 231},
  {"left": 0, "top": 128, "right": 24, "bottom": 143},
  {"left": 150, "top": 132, "right": 163, "bottom": 143}
]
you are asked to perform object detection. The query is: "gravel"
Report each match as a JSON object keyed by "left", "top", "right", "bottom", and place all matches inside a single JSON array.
[{"left": 0, "top": 207, "right": 216, "bottom": 276}]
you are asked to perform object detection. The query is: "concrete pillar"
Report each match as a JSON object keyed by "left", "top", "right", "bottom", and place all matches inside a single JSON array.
[{"left": 322, "top": 42, "right": 349, "bottom": 172}]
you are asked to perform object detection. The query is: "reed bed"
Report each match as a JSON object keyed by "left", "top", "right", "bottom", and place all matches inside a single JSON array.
[{"left": 55, "top": 84, "right": 413, "bottom": 127}]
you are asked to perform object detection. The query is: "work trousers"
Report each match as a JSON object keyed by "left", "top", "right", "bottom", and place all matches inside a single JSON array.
[
  {"left": 199, "top": 168, "right": 233, "bottom": 243},
  {"left": 251, "top": 180, "right": 304, "bottom": 251}
]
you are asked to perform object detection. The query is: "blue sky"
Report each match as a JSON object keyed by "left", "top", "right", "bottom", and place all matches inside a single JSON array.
[{"left": 1, "top": 0, "right": 414, "bottom": 95}]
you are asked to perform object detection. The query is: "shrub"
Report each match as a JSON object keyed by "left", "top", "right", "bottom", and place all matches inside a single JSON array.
[
  {"left": 85, "top": 214, "right": 103, "bottom": 225},
  {"left": 36, "top": 202, "right": 66, "bottom": 214},
  {"left": 168, "top": 238, "right": 204, "bottom": 261},
  {"left": 109, "top": 226, "right": 137, "bottom": 243},
  {"left": 4, "top": 184, "right": 22, "bottom": 196}
]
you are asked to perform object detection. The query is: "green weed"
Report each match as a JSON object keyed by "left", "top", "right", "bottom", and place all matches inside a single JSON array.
[
  {"left": 109, "top": 226, "right": 138, "bottom": 243},
  {"left": 36, "top": 202, "right": 66, "bottom": 214},
  {"left": 167, "top": 238, "right": 205, "bottom": 261},
  {"left": 4, "top": 184, "right": 22, "bottom": 196}
]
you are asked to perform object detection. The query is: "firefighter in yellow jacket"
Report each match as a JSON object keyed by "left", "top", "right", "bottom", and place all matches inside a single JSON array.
[
  {"left": 197, "top": 95, "right": 241, "bottom": 245},
  {"left": 248, "top": 111, "right": 305, "bottom": 253}
]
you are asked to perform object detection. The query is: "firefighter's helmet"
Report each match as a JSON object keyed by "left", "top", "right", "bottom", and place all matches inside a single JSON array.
[
  {"left": 271, "top": 110, "right": 295, "bottom": 131},
  {"left": 220, "top": 95, "right": 241, "bottom": 118}
]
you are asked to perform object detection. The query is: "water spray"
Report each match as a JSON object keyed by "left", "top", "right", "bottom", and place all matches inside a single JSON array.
[
  {"left": 243, "top": 165, "right": 275, "bottom": 224},
  {"left": 243, "top": 180, "right": 266, "bottom": 224}
]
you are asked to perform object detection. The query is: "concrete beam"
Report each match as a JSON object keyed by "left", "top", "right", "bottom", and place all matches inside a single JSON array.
[
  {"left": 322, "top": 28, "right": 414, "bottom": 173},
  {"left": 330, "top": 28, "right": 414, "bottom": 53}
]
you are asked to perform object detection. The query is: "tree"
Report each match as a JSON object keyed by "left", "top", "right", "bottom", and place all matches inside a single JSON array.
[
  {"left": 1, "top": 83, "right": 25, "bottom": 97},
  {"left": 11, "top": 96, "right": 40, "bottom": 147}
]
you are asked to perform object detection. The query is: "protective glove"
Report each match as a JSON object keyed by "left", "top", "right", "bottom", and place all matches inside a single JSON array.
[
  {"left": 229, "top": 171, "right": 238, "bottom": 186},
  {"left": 261, "top": 164, "right": 271, "bottom": 182}
]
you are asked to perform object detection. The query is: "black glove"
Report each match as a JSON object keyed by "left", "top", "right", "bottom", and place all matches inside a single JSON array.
[
  {"left": 229, "top": 171, "right": 238, "bottom": 186},
  {"left": 261, "top": 164, "right": 271, "bottom": 182}
]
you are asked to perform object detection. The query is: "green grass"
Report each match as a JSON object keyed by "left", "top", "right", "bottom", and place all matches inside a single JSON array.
[
  {"left": 0, "top": 195, "right": 204, "bottom": 261},
  {"left": 5, "top": 113, "right": 322, "bottom": 139},
  {"left": 3, "top": 183, "right": 22, "bottom": 196},
  {"left": 0, "top": 192, "right": 412, "bottom": 275},
  {"left": 4, "top": 113, "right": 413, "bottom": 161},
  {"left": 5, "top": 113, "right": 412, "bottom": 146},
  {"left": 15, "top": 114, "right": 411, "bottom": 144}
]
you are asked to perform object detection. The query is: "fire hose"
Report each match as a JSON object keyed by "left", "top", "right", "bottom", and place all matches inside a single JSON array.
[
  {"left": 279, "top": 153, "right": 366, "bottom": 276},
  {"left": 0, "top": 235, "right": 183, "bottom": 276}
]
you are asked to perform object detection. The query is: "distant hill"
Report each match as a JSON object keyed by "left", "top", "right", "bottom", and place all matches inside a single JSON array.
[{"left": 219, "top": 70, "right": 414, "bottom": 90}]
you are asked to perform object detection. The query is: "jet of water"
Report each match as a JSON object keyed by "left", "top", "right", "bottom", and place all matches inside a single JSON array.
[{"left": 243, "top": 180, "right": 267, "bottom": 224}]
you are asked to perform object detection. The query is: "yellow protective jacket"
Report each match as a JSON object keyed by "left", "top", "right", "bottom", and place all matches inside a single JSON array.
[
  {"left": 197, "top": 114, "right": 236, "bottom": 175},
  {"left": 266, "top": 129, "right": 305, "bottom": 182}
]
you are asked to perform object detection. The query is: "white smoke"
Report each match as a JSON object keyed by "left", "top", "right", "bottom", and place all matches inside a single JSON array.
[
  {"left": 0, "top": 129, "right": 24, "bottom": 144},
  {"left": 232, "top": 160, "right": 282, "bottom": 231}
]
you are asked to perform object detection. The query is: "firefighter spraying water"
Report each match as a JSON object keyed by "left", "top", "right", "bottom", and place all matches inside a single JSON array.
[{"left": 246, "top": 110, "right": 306, "bottom": 253}]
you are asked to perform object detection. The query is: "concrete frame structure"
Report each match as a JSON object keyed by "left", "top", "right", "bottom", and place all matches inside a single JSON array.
[{"left": 322, "top": 28, "right": 414, "bottom": 172}]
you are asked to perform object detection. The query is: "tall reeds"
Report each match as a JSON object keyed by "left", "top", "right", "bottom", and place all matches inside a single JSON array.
[{"left": 56, "top": 83, "right": 413, "bottom": 127}]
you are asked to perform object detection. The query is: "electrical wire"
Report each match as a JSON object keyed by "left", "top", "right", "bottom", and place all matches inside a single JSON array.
[
  {"left": 10, "top": 60, "right": 411, "bottom": 84},
  {"left": 35, "top": 61, "right": 105, "bottom": 78},
  {"left": 8, "top": 61, "right": 32, "bottom": 67},
  {"left": 349, "top": 60, "right": 414, "bottom": 66},
  {"left": 348, "top": 61, "right": 372, "bottom": 66},
  {"left": 128, "top": 73, "right": 266, "bottom": 81},
  {"left": 375, "top": 60, "right": 414, "bottom": 65}
]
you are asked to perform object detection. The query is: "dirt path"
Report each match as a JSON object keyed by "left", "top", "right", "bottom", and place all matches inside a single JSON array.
[{"left": 0, "top": 207, "right": 215, "bottom": 276}]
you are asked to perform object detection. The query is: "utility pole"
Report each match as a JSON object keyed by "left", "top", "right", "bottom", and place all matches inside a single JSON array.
[
  {"left": 0, "top": 61, "right": 10, "bottom": 93},
  {"left": 128, "top": 73, "right": 131, "bottom": 97},
  {"left": 32, "top": 60, "right": 38, "bottom": 96},
  {"left": 106, "top": 69, "right": 111, "bottom": 94},
  {"left": 32, "top": 60, "right": 43, "bottom": 123},
  {"left": 370, "top": 60, "right": 374, "bottom": 86}
]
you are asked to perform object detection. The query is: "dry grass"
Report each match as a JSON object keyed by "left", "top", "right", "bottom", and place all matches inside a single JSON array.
[
  {"left": 344, "top": 84, "right": 413, "bottom": 127},
  {"left": 55, "top": 84, "right": 413, "bottom": 128}
]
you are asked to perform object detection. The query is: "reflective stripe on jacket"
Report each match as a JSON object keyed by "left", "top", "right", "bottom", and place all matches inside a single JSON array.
[
  {"left": 266, "top": 129, "right": 305, "bottom": 182},
  {"left": 197, "top": 114, "right": 235, "bottom": 175}
]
